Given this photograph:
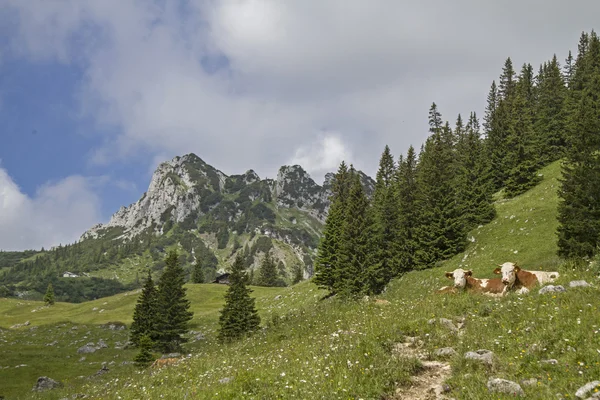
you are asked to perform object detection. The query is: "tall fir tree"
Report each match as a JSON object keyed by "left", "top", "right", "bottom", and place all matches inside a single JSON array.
[
  {"left": 134, "top": 334, "right": 156, "bottom": 367},
  {"left": 217, "top": 253, "right": 261, "bottom": 342},
  {"left": 44, "top": 283, "right": 55, "bottom": 306},
  {"left": 564, "top": 50, "right": 574, "bottom": 87},
  {"left": 257, "top": 252, "right": 278, "bottom": 286},
  {"left": 504, "top": 63, "right": 541, "bottom": 198},
  {"left": 313, "top": 161, "right": 351, "bottom": 295},
  {"left": 483, "top": 81, "right": 498, "bottom": 138},
  {"left": 395, "top": 146, "right": 419, "bottom": 273},
  {"left": 335, "top": 167, "right": 373, "bottom": 298},
  {"left": 415, "top": 105, "right": 466, "bottom": 268},
  {"left": 155, "top": 250, "right": 194, "bottom": 352},
  {"left": 557, "top": 31, "right": 600, "bottom": 259},
  {"left": 455, "top": 112, "right": 496, "bottom": 229},
  {"left": 129, "top": 271, "right": 159, "bottom": 347},
  {"left": 533, "top": 55, "right": 568, "bottom": 165},
  {"left": 191, "top": 258, "right": 204, "bottom": 283},
  {"left": 368, "top": 145, "right": 400, "bottom": 293}
]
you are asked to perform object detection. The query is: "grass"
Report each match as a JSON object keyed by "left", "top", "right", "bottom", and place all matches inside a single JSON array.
[{"left": 2, "top": 160, "right": 600, "bottom": 399}]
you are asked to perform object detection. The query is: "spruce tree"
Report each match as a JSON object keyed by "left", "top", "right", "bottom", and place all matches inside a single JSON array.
[
  {"left": 456, "top": 113, "right": 496, "bottom": 229},
  {"left": 564, "top": 50, "right": 574, "bottom": 87},
  {"left": 44, "top": 283, "right": 55, "bottom": 306},
  {"left": 257, "top": 252, "right": 278, "bottom": 286},
  {"left": 292, "top": 263, "right": 303, "bottom": 284},
  {"left": 395, "top": 146, "right": 419, "bottom": 273},
  {"left": 504, "top": 63, "right": 541, "bottom": 198},
  {"left": 313, "top": 161, "right": 351, "bottom": 295},
  {"left": 217, "top": 253, "right": 261, "bottom": 342},
  {"left": 336, "top": 169, "right": 372, "bottom": 298},
  {"left": 134, "top": 334, "right": 156, "bottom": 367},
  {"left": 533, "top": 55, "right": 568, "bottom": 165},
  {"left": 191, "top": 258, "right": 204, "bottom": 283},
  {"left": 155, "top": 250, "right": 194, "bottom": 352},
  {"left": 415, "top": 106, "right": 466, "bottom": 268},
  {"left": 483, "top": 81, "right": 498, "bottom": 137},
  {"left": 557, "top": 31, "right": 600, "bottom": 259},
  {"left": 129, "top": 271, "right": 159, "bottom": 347},
  {"left": 368, "top": 145, "right": 400, "bottom": 293}
]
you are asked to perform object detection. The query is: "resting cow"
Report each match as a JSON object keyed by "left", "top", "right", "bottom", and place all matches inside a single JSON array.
[
  {"left": 493, "top": 262, "right": 560, "bottom": 293},
  {"left": 443, "top": 268, "right": 506, "bottom": 297}
]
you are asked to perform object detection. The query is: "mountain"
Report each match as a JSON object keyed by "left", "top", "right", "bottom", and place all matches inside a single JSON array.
[{"left": 0, "top": 154, "right": 374, "bottom": 301}]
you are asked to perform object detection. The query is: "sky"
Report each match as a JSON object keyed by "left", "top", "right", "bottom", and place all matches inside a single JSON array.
[{"left": 0, "top": 0, "right": 599, "bottom": 251}]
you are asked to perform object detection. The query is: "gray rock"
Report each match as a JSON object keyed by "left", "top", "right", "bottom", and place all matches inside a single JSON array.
[
  {"left": 97, "top": 339, "right": 108, "bottom": 349},
  {"left": 575, "top": 381, "right": 600, "bottom": 399},
  {"left": 434, "top": 347, "right": 457, "bottom": 357},
  {"left": 219, "top": 377, "right": 233, "bottom": 384},
  {"left": 10, "top": 321, "right": 30, "bottom": 329},
  {"left": 439, "top": 318, "right": 458, "bottom": 332},
  {"left": 71, "top": 326, "right": 78, "bottom": 330},
  {"left": 32, "top": 376, "right": 62, "bottom": 392},
  {"left": 464, "top": 349, "right": 494, "bottom": 366},
  {"left": 77, "top": 345, "right": 97, "bottom": 354},
  {"left": 89, "top": 365, "right": 109, "bottom": 379},
  {"left": 540, "top": 359, "right": 558, "bottom": 365},
  {"left": 274, "top": 295, "right": 282, "bottom": 300},
  {"left": 569, "top": 280, "right": 591, "bottom": 288},
  {"left": 487, "top": 378, "right": 525, "bottom": 397},
  {"left": 539, "top": 285, "right": 566, "bottom": 294},
  {"left": 161, "top": 353, "right": 181, "bottom": 359},
  {"left": 521, "top": 378, "right": 538, "bottom": 386},
  {"left": 46, "top": 341, "right": 58, "bottom": 346}
]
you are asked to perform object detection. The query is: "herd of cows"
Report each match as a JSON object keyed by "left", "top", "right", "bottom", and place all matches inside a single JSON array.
[{"left": 438, "top": 262, "right": 560, "bottom": 297}]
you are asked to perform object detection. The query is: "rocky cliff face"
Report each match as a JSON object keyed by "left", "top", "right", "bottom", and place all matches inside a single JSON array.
[{"left": 83, "top": 153, "right": 375, "bottom": 242}]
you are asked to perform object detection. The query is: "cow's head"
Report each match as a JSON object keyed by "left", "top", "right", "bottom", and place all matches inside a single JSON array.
[
  {"left": 445, "top": 268, "right": 472, "bottom": 289},
  {"left": 493, "top": 262, "right": 520, "bottom": 286}
]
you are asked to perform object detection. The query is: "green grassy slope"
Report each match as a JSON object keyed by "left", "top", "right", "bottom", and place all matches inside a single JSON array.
[{"left": 2, "top": 160, "right": 600, "bottom": 400}]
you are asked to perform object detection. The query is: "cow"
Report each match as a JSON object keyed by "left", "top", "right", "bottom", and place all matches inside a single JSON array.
[
  {"left": 493, "top": 262, "right": 560, "bottom": 293},
  {"left": 443, "top": 268, "right": 506, "bottom": 297}
]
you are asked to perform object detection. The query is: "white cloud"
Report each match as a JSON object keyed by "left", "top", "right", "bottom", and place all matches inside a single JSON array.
[
  {"left": 0, "top": 167, "right": 104, "bottom": 251},
  {"left": 4, "top": 0, "right": 600, "bottom": 182},
  {"left": 289, "top": 133, "right": 352, "bottom": 182}
]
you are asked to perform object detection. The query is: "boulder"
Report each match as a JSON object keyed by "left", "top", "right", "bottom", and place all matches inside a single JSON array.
[
  {"left": 569, "top": 280, "right": 591, "bottom": 288},
  {"left": 487, "top": 378, "right": 525, "bottom": 397},
  {"left": 434, "top": 347, "right": 457, "bottom": 357},
  {"left": 32, "top": 376, "right": 62, "bottom": 392},
  {"left": 77, "top": 345, "right": 97, "bottom": 354},
  {"left": 539, "top": 285, "right": 566, "bottom": 294},
  {"left": 575, "top": 381, "right": 600, "bottom": 399},
  {"left": 464, "top": 349, "right": 494, "bottom": 366}
]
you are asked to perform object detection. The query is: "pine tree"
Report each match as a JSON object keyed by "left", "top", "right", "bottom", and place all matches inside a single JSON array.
[
  {"left": 557, "top": 31, "right": 600, "bottom": 259},
  {"left": 217, "top": 253, "right": 261, "bottom": 342},
  {"left": 44, "top": 283, "right": 55, "bottom": 306},
  {"left": 395, "top": 146, "right": 419, "bottom": 273},
  {"left": 129, "top": 271, "right": 159, "bottom": 347},
  {"left": 257, "top": 252, "right": 278, "bottom": 286},
  {"left": 504, "top": 63, "right": 541, "bottom": 198},
  {"left": 483, "top": 81, "right": 498, "bottom": 137},
  {"left": 134, "top": 334, "right": 156, "bottom": 367},
  {"left": 564, "top": 50, "right": 574, "bottom": 87},
  {"left": 368, "top": 145, "right": 400, "bottom": 293},
  {"left": 533, "top": 55, "right": 568, "bottom": 165},
  {"left": 191, "top": 258, "right": 204, "bottom": 283},
  {"left": 313, "top": 161, "right": 351, "bottom": 295},
  {"left": 155, "top": 250, "right": 194, "bottom": 352},
  {"left": 415, "top": 106, "right": 466, "bottom": 268},
  {"left": 292, "top": 263, "right": 303, "bottom": 284},
  {"left": 336, "top": 169, "right": 372, "bottom": 298},
  {"left": 455, "top": 113, "right": 496, "bottom": 229}
]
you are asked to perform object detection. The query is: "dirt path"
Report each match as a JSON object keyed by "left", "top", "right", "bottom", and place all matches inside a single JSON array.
[{"left": 390, "top": 337, "right": 453, "bottom": 400}]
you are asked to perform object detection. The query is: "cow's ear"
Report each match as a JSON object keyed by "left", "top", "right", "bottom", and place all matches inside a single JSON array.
[
  {"left": 493, "top": 268, "right": 501, "bottom": 274},
  {"left": 465, "top": 270, "right": 473, "bottom": 276},
  {"left": 445, "top": 272, "right": 453, "bottom": 279},
  {"left": 514, "top": 265, "right": 521, "bottom": 272}
]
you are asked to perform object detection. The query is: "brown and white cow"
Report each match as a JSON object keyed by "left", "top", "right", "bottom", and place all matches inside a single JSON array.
[
  {"left": 493, "top": 262, "right": 560, "bottom": 293},
  {"left": 443, "top": 268, "right": 506, "bottom": 297}
]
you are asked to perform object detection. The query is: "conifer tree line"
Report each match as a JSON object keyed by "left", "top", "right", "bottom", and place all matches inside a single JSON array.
[
  {"left": 130, "top": 249, "right": 193, "bottom": 354},
  {"left": 314, "top": 30, "right": 600, "bottom": 297}
]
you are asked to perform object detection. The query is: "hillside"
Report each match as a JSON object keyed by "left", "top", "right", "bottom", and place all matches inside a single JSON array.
[
  {"left": 0, "top": 154, "right": 375, "bottom": 302},
  {"left": 2, "top": 160, "right": 600, "bottom": 399}
]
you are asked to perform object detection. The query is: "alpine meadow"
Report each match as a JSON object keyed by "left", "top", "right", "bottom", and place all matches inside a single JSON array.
[{"left": 2, "top": 20, "right": 600, "bottom": 400}]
